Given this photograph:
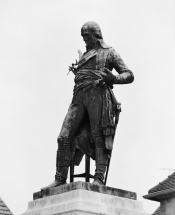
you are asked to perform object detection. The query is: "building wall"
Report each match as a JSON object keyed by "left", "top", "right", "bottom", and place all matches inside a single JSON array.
[{"left": 165, "top": 197, "right": 175, "bottom": 215}]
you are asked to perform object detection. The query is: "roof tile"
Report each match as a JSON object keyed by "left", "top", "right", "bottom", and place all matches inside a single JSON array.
[
  {"left": 149, "top": 171, "right": 175, "bottom": 194},
  {"left": 0, "top": 198, "right": 13, "bottom": 215}
]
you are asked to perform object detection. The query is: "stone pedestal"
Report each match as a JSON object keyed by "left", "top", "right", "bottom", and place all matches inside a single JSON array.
[{"left": 21, "top": 181, "right": 149, "bottom": 215}]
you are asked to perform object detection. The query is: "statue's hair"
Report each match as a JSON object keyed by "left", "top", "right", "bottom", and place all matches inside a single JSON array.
[{"left": 81, "top": 21, "right": 103, "bottom": 39}]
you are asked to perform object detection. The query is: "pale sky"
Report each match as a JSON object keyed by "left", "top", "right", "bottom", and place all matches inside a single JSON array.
[{"left": 0, "top": 0, "right": 175, "bottom": 214}]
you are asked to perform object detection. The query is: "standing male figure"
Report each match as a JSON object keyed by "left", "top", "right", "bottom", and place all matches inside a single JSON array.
[{"left": 41, "top": 21, "right": 134, "bottom": 189}]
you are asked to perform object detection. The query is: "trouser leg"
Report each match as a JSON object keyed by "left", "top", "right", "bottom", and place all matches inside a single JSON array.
[
  {"left": 85, "top": 88, "right": 108, "bottom": 185},
  {"left": 56, "top": 100, "right": 85, "bottom": 180},
  {"left": 41, "top": 97, "right": 85, "bottom": 190}
]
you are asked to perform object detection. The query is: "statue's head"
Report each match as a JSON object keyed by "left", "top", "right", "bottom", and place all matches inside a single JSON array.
[{"left": 81, "top": 21, "right": 103, "bottom": 46}]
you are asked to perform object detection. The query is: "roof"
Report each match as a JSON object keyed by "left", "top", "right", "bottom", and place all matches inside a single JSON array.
[
  {"left": 149, "top": 171, "right": 175, "bottom": 194},
  {"left": 0, "top": 198, "right": 13, "bottom": 215},
  {"left": 143, "top": 171, "right": 175, "bottom": 201}
]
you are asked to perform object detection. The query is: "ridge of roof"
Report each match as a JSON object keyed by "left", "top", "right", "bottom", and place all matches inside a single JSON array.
[
  {"left": 149, "top": 171, "right": 175, "bottom": 194},
  {"left": 0, "top": 198, "right": 13, "bottom": 215}
]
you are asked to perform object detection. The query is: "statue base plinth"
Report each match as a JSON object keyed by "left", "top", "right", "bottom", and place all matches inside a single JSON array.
[{"left": 21, "top": 181, "right": 149, "bottom": 215}]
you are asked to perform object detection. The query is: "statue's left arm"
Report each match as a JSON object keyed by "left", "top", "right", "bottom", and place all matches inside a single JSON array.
[{"left": 104, "top": 48, "right": 134, "bottom": 84}]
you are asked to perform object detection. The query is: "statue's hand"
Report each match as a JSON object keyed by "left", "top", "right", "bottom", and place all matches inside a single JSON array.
[
  {"left": 68, "top": 60, "right": 78, "bottom": 75},
  {"left": 101, "top": 68, "right": 120, "bottom": 85}
]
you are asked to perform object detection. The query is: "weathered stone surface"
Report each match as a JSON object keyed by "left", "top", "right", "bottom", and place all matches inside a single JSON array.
[
  {"left": 22, "top": 188, "right": 149, "bottom": 215},
  {"left": 34, "top": 181, "right": 137, "bottom": 200}
]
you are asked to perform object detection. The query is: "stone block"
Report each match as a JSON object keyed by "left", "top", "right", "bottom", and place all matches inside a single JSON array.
[
  {"left": 21, "top": 182, "right": 149, "bottom": 215},
  {"left": 34, "top": 181, "right": 137, "bottom": 200}
]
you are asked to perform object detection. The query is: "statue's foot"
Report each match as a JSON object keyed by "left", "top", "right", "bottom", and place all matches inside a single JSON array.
[
  {"left": 92, "top": 178, "right": 104, "bottom": 186},
  {"left": 41, "top": 180, "right": 67, "bottom": 191}
]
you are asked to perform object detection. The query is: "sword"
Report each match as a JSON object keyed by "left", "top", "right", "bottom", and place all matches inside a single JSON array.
[{"left": 104, "top": 156, "right": 111, "bottom": 185}]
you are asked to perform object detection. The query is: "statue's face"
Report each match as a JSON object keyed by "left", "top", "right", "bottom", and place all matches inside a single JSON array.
[
  {"left": 81, "top": 26, "right": 95, "bottom": 46},
  {"left": 82, "top": 33, "right": 94, "bottom": 45}
]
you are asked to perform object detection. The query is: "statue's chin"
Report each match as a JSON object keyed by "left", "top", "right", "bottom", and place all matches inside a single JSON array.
[{"left": 86, "top": 42, "right": 95, "bottom": 49}]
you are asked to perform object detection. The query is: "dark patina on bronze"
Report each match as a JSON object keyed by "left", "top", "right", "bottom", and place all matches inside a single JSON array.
[{"left": 41, "top": 21, "right": 134, "bottom": 190}]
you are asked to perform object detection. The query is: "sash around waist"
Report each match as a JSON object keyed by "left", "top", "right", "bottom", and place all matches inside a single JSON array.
[{"left": 75, "top": 69, "right": 102, "bottom": 78}]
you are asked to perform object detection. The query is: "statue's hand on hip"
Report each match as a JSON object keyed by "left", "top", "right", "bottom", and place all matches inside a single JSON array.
[{"left": 101, "top": 68, "right": 120, "bottom": 85}]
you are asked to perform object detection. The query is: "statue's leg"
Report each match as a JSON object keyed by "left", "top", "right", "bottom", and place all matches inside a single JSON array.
[
  {"left": 93, "top": 148, "right": 108, "bottom": 185},
  {"left": 86, "top": 87, "right": 108, "bottom": 185},
  {"left": 40, "top": 138, "right": 71, "bottom": 190},
  {"left": 41, "top": 96, "right": 85, "bottom": 190}
]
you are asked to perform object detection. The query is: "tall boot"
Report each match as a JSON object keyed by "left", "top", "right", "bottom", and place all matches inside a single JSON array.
[
  {"left": 93, "top": 148, "right": 108, "bottom": 186},
  {"left": 41, "top": 138, "right": 71, "bottom": 190},
  {"left": 41, "top": 166, "right": 68, "bottom": 190}
]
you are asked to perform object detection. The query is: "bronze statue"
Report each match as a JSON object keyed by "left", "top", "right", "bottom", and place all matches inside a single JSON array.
[{"left": 41, "top": 21, "right": 134, "bottom": 189}]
